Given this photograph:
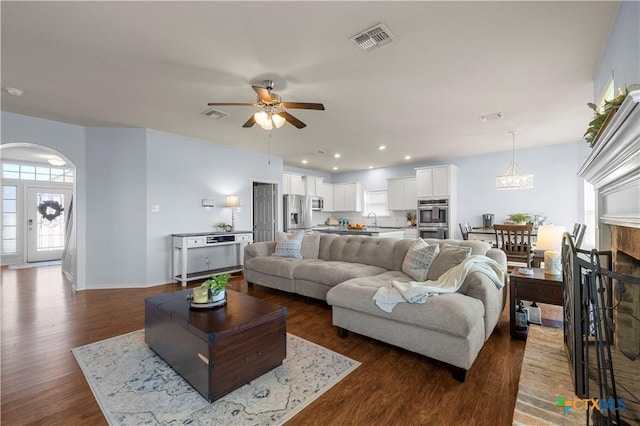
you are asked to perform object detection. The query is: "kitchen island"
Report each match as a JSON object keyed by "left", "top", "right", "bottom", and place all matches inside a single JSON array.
[{"left": 312, "top": 227, "right": 404, "bottom": 239}]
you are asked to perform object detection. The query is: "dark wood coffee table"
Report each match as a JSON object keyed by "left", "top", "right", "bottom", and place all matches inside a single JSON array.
[{"left": 145, "top": 289, "right": 287, "bottom": 402}]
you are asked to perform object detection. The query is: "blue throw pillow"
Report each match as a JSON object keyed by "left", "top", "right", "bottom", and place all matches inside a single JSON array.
[{"left": 272, "top": 231, "right": 304, "bottom": 259}]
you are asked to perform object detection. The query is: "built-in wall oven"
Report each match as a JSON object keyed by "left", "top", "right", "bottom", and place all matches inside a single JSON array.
[{"left": 418, "top": 199, "right": 449, "bottom": 239}]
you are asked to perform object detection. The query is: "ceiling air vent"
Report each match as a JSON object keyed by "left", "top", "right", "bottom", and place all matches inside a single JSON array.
[
  {"left": 350, "top": 23, "right": 395, "bottom": 53},
  {"left": 479, "top": 112, "right": 504, "bottom": 122},
  {"left": 201, "top": 108, "right": 230, "bottom": 119}
]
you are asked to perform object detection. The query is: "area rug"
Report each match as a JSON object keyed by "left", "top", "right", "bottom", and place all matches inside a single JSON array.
[
  {"left": 513, "top": 326, "right": 583, "bottom": 425},
  {"left": 72, "top": 330, "right": 360, "bottom": 425},
  {"left": 8, "top": 260, "right": 61, "bottom": 269}
]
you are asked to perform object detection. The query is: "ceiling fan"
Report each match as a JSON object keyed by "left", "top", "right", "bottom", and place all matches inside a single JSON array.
[{"left": 207, "top": 80, "right": 324, "bottom": 129}]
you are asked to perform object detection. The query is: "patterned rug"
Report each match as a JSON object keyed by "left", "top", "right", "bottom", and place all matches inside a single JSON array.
[{"left": 72, "top": 330, "right": 360, "bottom": 425}]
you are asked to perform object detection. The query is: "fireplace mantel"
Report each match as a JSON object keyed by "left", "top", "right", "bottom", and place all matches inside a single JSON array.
[{"left": 579, "top": 89, "right": 640, "bottom": 241}]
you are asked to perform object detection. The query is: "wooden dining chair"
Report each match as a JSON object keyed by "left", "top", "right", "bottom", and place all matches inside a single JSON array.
[
  {"left": 494, "top": 223, "right": 534, "bottom": 267},
  {"left": 459, "top": 222, "right": 472, "bottom": 240}
]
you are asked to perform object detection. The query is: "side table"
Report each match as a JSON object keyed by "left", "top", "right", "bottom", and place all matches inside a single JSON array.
[{"left": 509, "top": 267, "right": 563, "bottom": 340}]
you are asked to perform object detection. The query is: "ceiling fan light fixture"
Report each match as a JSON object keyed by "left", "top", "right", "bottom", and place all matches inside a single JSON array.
[
  {"left": 260, "top": 119, "right": 273, "bottom": 130},
  {"left": 272, "top": 113, "right": 286, "bottom": 128},
  {"left": 254, "top": 110, "right": 269, "bottom": 126}
]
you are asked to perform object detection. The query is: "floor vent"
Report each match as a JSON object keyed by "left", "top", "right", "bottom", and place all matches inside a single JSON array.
[
  {"left": 350, "top": 23, "right": 395, "bottom": 53},
  {"left": 202, "top": 108, "right": 230, "bottom": 119}
]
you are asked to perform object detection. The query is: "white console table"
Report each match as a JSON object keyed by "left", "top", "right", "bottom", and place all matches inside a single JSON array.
[{"left": 171, "top": 231, "right": 253, "bottom": 287}]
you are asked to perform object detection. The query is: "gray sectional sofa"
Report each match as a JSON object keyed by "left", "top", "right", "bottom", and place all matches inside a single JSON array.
[{"left": 243, "top": 233, "right": 507, "bottom": 381}]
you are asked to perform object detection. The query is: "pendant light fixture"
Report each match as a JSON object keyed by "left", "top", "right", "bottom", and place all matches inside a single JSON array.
[{"left": 495, "top": 130, "right": 534, "bottom": 190}]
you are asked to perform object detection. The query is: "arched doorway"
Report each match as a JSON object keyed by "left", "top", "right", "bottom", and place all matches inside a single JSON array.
[{"left": 0, "top": 143, "right": 78, "bottom": 287}]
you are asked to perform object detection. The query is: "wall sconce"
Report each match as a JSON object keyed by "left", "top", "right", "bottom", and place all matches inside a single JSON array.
[
  {"left": 225, "top": 195, "right": 239, "bottom": 230},
  {"left": 201, "top": 199, "right": 215, "bottom": 207},
  {"left": 536, "top": 225, "right": 566, "bottom": 275}
]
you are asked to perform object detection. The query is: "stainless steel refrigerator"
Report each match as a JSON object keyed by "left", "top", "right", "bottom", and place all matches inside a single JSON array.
[{"left": 283, "top": 194, "right": 313, "bottom": 232}]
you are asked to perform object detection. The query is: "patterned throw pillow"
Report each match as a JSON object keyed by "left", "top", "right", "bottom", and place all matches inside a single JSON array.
[
  {"left": 272, "top": 231, "right": 304, "bottom": 259},
  {"left": 402, "top": 238, "right": 440, "bottom": 282}
]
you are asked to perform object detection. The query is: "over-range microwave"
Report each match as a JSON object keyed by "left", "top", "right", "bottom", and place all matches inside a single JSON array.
[{"left": 311, "top": 196, "right": 324, "bottom": 211}]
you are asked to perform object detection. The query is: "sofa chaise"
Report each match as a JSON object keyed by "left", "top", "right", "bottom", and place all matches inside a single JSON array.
[{"left": 243, "top": 233, "right": 507, "bottom": 381}]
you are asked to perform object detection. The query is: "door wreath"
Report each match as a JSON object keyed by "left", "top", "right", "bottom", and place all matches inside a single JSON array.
[{"left": 38, "top": 200, "right": 64, "bottom": 222}]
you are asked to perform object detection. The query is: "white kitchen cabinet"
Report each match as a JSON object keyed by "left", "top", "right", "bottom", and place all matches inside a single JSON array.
[
  {"left": 332, "top": 182, "right": 362, "bottom": 212},
  {"left": 283, "top": 173, "right": 305, "bottom": 195},
  {"left": 318, "top": 182, "right": 334, "bottom": 212},
  {"left": 387, "top": 177, "right": 417, "bottom": 210},
  {"left": 415, "top": 165, "right": 457, "bottom": 198},
  {"left": 403, "top": 228, "right": 418, "bottom": 239},
  {"left": 304, "top": 176, "right": 323, "bottom": 196}
]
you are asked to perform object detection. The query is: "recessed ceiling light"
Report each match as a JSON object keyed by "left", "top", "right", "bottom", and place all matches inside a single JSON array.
[
  {"left": 377, "top": 145, "right": 386, "bottom": 150},
  {"left": 301, "top": 159, "right": 308, "bottom": 164},
  {"left": 404, "top": 155, "right": 411, "bottom": 160},
  {"left": 333, "top": 166, "right": 338, "bottom": 171},
  {"left": 334, "top": 153, "right": 341, "bottom": 158},
  {"left": 6, "top": 87, "right": 23, "bottom": 96}
]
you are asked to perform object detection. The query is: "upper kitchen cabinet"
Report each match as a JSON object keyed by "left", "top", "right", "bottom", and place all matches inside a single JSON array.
[
  {"left": 416, "top": 165, "right": 457, "bottom": 199},
  {"left": 283, "top": 173, "right": 305, "bottom": 195},
  {"left": 318, "top": 181, "right": 334, "bottom": 212},
  {"left": 303, "top": 175, "right": 324, "bottom": 196},
  {"left": 333, "top": 182, "right": 362, "bottom": 212},
  {"left": 387, "top": 177, "right": 417, "bottom": 210}
]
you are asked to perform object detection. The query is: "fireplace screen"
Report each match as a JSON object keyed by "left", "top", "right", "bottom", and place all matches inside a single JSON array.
[{"left": 562, "top": 235, "right": 640, "bottom": 425}]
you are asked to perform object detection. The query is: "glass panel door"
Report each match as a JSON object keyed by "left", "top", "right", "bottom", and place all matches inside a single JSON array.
[{"left": 27, "top": 187, "right": 72, "bottom": 262}]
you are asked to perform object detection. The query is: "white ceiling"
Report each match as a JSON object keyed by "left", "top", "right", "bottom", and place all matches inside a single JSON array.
[{"left": 1, "top": 1, "right": 618, "bottom": 173}]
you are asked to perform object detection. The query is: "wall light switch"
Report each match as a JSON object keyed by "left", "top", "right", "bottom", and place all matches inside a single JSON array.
[{"left": 151, "top": 205, "right": 160, "bottom": 212}]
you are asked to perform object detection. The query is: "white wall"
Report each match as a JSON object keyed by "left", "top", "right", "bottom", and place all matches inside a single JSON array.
[
  {"left": 145, "top": 129, "right": 283, "bottom": 285},
  {"left": 329, "top": 141, "right": 584, "bottom": 237},
  {"left": 85, "top": 127, "right": 148, "bottom": 287},
  {"left": 594, "top": 1, "right": 639, "bottom": 98},
  {"left": 1, "top": 112, "right": 87, "bottom": 289}
]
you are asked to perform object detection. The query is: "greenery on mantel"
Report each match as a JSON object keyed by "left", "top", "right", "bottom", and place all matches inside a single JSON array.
[{"left": 584, "top": 84, "right": 639, "bottom": 148}]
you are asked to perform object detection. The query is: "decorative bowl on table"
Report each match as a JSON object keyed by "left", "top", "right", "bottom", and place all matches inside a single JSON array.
[{"left": 348, "top": 223, "right": 366, "bottom": 230}]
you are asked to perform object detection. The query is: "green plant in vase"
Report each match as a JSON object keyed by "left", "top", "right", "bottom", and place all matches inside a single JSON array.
[
  {"left": 508, "top": 213, "right": 530, "bottom": 225},
  {"left": 202, "top": 273, "right": 231, "bottom": 299}
]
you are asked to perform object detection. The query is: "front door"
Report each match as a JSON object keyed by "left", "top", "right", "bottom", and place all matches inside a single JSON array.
[
  {"left": 27, "top": 187, "right": 72, "bottom": 262},
  {"left": 253, "top": 183, "right": 276, "bottom": 242}
]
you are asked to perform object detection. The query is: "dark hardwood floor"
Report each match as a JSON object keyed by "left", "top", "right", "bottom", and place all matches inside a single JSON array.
[{"left": 1, "top": 265, "right": 562, "bottom": 425}]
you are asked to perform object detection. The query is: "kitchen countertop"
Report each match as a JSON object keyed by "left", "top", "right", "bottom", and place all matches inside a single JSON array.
[{"left": 312, "top": 226, "right": 403, "bottom": 236}]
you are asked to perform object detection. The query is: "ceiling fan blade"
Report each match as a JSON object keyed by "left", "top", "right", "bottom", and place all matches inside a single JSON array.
[
  {"left": 252, "top": 86, "right": 273, "bottom": 104},
  {"left": 281, "top": 102, "right": 325, "bottom": 110},
  {"left": 242, "top": 115, "right": 256, "bottom": 128},
  {"left": 280, "top": 111, "right": 307, "bottom": 129},
  {"left": 207, "top": 102, "right": 255, "bottom": 106}
]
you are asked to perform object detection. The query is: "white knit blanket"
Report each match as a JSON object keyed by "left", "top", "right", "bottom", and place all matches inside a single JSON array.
[{"left": 373, "top": 255, "right": 505, "bottom": 313}]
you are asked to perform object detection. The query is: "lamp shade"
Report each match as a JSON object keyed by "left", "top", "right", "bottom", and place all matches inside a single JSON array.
[
  {"left": 254, "top": 110, "right": 269, "bottom": 126},
  {"left": 536, "top": 225, "right": 565, "bottom": 251},
  {"left": 225, "top": 195, "right": 239, "bottom": 208}
]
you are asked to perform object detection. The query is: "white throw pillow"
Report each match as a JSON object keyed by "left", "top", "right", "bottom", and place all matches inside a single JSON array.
[
  {"left": 402, "top": 238, "right": 440, "bottom": 281},
  {"left": 272, "top": 231, "right": 304, "bottom": 259}
]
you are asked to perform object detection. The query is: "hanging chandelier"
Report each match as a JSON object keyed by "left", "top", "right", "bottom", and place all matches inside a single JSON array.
[{"left": 495, "top": 130, "right": 534, "bottom": 190}]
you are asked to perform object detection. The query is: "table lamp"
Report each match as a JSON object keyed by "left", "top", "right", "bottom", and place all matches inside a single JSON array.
[
  {"left": 535, "top": 225, "right": 566, "bottom": 275},
  {"left": 225, "top": 195, "right": 239, "bottom": 231}
]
